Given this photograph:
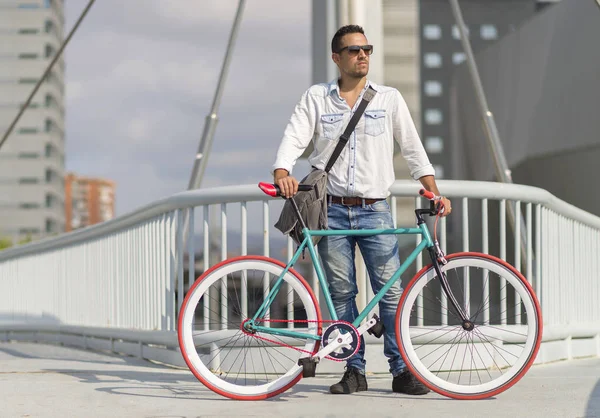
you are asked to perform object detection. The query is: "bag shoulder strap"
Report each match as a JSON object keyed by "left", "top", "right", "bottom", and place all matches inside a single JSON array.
[{"left": 324, "top": 85, "right": 377, "bottom": 173}]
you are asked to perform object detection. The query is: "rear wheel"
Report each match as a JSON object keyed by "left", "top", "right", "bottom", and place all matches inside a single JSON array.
[
  {"left": 178, "top": 256, "right": 322, "bottom": 400},
  {"left": 396, "top": 252, "right": 542, "bottom": 399}
]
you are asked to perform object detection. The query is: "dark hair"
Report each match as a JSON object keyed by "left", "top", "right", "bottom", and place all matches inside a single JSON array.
[{"left": 331, "top": 24, "right": 365, "bottom": 53}]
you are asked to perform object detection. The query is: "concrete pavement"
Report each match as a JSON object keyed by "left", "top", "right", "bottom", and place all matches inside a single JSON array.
[{"left": 1, "top": 342, "right": 598, "bottom": 418}]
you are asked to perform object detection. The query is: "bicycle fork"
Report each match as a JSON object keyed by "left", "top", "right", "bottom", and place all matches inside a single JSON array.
[{"left": 428, "top": 246, "right": 475, "bottom": 331}]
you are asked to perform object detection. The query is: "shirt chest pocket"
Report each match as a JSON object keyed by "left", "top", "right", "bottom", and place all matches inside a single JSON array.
[
  {"left": 364, "top": 109, "right": 386, "bottom": 137},
  {"left": 320, "top": 113, "right": 344, "bottom": 140}
]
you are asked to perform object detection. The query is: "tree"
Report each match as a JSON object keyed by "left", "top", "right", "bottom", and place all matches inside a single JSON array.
[
  {"left": 0, "top": 234, "right": 33, "bottom": 251},
  {"left": 0, "top": 237, "right": 13, "bottom": 250}
]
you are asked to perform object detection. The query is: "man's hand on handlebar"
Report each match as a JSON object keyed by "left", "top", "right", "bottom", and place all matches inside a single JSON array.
[
  {"left": 438, "top": 197, "right": 452, "bottom": 217},
  {"left": 419, "top": 189, "right": 452, "bottom": 217},
  {"left": 274, "top": 169, "right": 298, "bottom": 199}
]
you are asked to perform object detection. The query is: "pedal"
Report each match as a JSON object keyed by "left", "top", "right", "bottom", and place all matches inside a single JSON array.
[
  {"left": 366, "top": 314, "right": 385, "bottom": 338},
  {"left": 298, "top": 357, "right": 319, "bottom": 378}
]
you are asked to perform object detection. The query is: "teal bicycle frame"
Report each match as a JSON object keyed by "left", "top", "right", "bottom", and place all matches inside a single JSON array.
[{"left": 247, "top": 223, "right": 436, "bottom": 342}]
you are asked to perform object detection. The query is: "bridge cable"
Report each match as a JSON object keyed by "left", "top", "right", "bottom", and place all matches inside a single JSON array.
[{"left": 0, "top": 0, "right": 97, "bottom": 152}]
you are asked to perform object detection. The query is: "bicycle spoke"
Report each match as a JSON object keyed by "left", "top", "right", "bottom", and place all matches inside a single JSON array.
[
  {"left": 473, "top": 331, "right": 521, "bottom": 359},
  {"left": 256, "top": 338, "right": 282, "bottom": 377},
  {"left": 458, "top": 331, "right": 469, "bottom": 385},
  {"left": 206, "top": 332, "right": 246, "bottom": 373},
  {"left": 471, "top": 270, "right": 491, "bottom": 322},
  {"left": 231, "top": 335, "right": 251, "bottom": 383},
  {"left": 478, "top": 324, "right": 529, "bottom": 338},
  {"left": 486, "top": 303, "right": 529, "bottom": 326},
  {"left": 447, "top": 331, "right": 468, "bottom": 382},
  {"left": 471, "top": 334, "right": 494, "bottom": 381},
  {"left": 193, "top": 331, "right": 244, "bottom": 353},
  {"left": 409, "top": 324, "right": 459, "bottom": 339},
  {"left": 420, "top": 292, "right": 462, "bottom": 323},
  {"left": 473, "top": 328, "right": 518, "bottom": 366},
  {"left": 256, "top": 336, "right": 270, "bottom": 382},
  {"left": 425, "top": 327, "right": 464, "bottom": 372},
  {"left": 417, "top": 327, "right": 464, "bottom": 360},
  {"left": 470, "top": 282, "right": 510, "bottom": 322}
]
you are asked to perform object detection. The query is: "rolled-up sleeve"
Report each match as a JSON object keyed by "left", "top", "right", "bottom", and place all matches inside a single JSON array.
[
  {"left": 392, "top": 89, "right": 435, "bottom": 180},
  {"left": 272, "top": 90, "right": 316, "bottom": 175}
]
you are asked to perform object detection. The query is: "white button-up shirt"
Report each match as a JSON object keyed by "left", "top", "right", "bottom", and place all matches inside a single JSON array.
[{"left": 272, "top": 79, "right": 435, "bottom": 199}]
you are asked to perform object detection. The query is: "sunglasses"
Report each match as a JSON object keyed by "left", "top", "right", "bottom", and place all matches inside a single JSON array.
[{"left": 336, "top": 44, "right": 374, "bottom": 56}]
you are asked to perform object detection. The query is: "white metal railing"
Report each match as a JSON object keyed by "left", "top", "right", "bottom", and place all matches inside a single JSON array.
[{"left": 1, "top": 180, "right": 599, "bottom": 365}]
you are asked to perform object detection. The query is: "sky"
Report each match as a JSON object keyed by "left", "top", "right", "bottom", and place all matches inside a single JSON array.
[{"left": 64, "top": 0, "right": 314, "bottom": 220}]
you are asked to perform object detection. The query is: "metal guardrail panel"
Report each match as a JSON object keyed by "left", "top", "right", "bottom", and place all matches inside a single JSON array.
[{"left": 0, "top": 179, "right": 599, "bottom": 366}]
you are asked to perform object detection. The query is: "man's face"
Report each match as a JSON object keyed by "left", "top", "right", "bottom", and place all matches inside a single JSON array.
[{"left": 333, "top": 32, "right": 372, "bottom": 79}]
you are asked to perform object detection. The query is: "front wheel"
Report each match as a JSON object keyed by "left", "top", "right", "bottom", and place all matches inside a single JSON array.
[
  {"left": 178, "top": 256, "right": 322, "bottom": 400},
  {"left": 396, "top": 252, "right": 542, "bottom": 400}
]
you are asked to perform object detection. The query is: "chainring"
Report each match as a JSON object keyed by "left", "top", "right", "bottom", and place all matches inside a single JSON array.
[{"left": 321, "top": 321, "right": 361, "bottom": 360}]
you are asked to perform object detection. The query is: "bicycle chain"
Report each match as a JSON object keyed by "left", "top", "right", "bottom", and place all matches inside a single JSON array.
[{"left": 240, "top": 318, "right": 355, "bottom": 362}]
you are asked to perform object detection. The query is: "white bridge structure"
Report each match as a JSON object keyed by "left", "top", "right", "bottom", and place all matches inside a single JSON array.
[{"left": 1, "top": 180, "right": 599, "bottom": 372}]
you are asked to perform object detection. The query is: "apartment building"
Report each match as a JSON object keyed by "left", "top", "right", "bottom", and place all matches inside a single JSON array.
[
  {"left": 0, "top": 0, "right": 65, "bottom": 242},
  {"left": 65, "top": 173, "right": 115, "bottom": 231}
]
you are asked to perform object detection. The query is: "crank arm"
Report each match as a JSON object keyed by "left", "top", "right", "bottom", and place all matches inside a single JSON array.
[
  {"left": 309, "top": 331, "right": 354, "bottom": 362},
  {"left": 355, "top": 317, "right": 377, "bottom": 336}
]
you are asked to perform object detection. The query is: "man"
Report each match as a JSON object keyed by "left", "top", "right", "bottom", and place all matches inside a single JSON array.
[{"left": 272, "top": 25, "right": 452, "bottom": 395}]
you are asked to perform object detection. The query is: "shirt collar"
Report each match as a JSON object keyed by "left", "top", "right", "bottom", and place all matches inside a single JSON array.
[{"left": 328, "top": 78, "right": 379, "bottom": 98}]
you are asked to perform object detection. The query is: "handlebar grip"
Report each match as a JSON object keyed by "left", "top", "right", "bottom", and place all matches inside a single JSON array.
[
  {"left": 419, "top": 188, "right": 437, "bottom": 200},
  {"left": 258, "top": 182, "right": 314, "bottom": 198},
  {"left": 275, "top": 184, "right": 313, "bottom": 194}
]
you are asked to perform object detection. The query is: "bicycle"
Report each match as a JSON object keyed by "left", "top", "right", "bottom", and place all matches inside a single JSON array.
[{"left": 178, "top": 183, "right": 542, "bottom": 400}]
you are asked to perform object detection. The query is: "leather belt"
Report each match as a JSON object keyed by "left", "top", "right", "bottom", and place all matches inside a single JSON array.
[{"left": 329, "top": 196, "right": 384, "bottom": 206}]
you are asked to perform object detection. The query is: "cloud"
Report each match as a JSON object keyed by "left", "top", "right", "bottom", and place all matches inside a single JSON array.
[
  {"left": 123, "top": 116, "right": 152, "bottom": 142},
  {"left": 66, "top": 81, "right": 84, "bottom": 102},
  {"left": 112, "top": 59, "right": 161, "bottom": 91},
  {"left": 63, "top": 0, "right": 312, "bottom": 223}
]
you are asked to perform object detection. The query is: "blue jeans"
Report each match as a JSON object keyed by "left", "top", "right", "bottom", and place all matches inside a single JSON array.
[{"left": 317, "top": 200, "right": 405, "bottom": 376}]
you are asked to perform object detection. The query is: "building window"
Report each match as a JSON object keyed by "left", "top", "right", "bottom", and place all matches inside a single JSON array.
[
  {"left": 481, "top": 24, "right": 498, "bottom": 40},
  {"left": 19, "top": 178, "right": 39, "bottom": 184},
  {"left": 424, "top": 81, "right": 442, "bottom": 97},
  {"left": 424, "top": 53, "right": 442, "bottom": 68},
  {"left": 423, "top": 24, "right": 441, "bottom": 40},
  {"left": 45, "top": 71, "right": 61, "bottom": 87},
  {"left": 425, "top": 109, "right": 443, "bottom": 125},
  {"left": 20, "top": 203, "right": 40, "bottom": 209},
  {"left": 18, "top": 53, "right": 38, "bottom": 59},
  {"left": 18, "top": 28, "right": 39, "bottom": 34},
  {"left": 433, "top": 165, "right": 445, "bottom": 179},
  {"left": 453, "top": 53, "right": 466, "bottom": 65},
  {"left": 45, "top": 94, "right": 56, "bottom": 107},
  {"left": 18, "top": 127, "right": 39, "bottom": 134},
  {"left": 45, "top": 44, "right": 55, "bottom": 59},
  {"left": 45, "top": 143, "right": 54, "bottom": 157},
  {"left": 19, "top": 78, "right": 38, "bottom": 84},
  {"left": 45, "top": 20, "right": 54, "bottom": 33},
  {"left": 18, "top": 152, "right": 39, "bottom": 159},
  {"left": 425, "top": 137, "right": 444, "bottom": 153},
  {"left": 46, "top": 219, "right": 54, "bottom": 233},
  {"left": 452, "top": 25, "right": 470, "bottom": 40}
]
